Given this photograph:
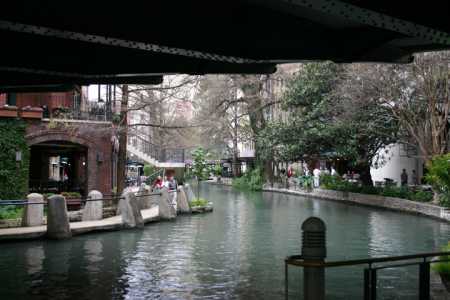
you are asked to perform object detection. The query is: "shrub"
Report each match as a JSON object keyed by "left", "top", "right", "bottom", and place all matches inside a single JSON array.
[
  {"left": 60, "top": 192, "right": 70, "bottom": 196},
  {"left": 189, "top": 198, "right": 210, "bottom": 207},
  {"left": 0, "top": 205, "right": 23, "bottom": 219},
  {"left": 337, "top": 182, "right": 361, "bottom": 194},
  {"left": 69, "top": 192, "right": 81, "bottom": 196},
  {"left": 42, "top": 193, "right": 55, "bottom": 198},
  {"left": 232, "top": 167, "right": 266, "bottom": 191},
  {"left": 413, "top": 190, "right": 433, "bottom": 202},
  {"left": 431, "top": 242, "right": 450, "bottom": 277},
  {"left": 360, "top": 186, "right": 380, "bottom": 195},
  {"left": 299, "top": 175, "right": 314, "bottom": 188},
  {"left": 323, "top": 183, "right": 339, "bottom": 190}
]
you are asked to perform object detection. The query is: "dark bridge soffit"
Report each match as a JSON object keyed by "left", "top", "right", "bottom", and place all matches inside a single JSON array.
[{"left": 1, "top": 0, "right": 450, "bottom": 91}]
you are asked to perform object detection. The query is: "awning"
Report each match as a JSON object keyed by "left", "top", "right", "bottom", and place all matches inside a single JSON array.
[{"left": 126, "top": 158, "right": 133, "bottom": 165}]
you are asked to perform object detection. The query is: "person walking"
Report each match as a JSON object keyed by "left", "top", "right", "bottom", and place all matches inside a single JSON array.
[
  {"left": 161, "top": 176, "right": 169, "bottom": 190},
  {"left": 153, "top": 176, "right": 162, "bottom": 187},
  {"left": 168, "top": 176, "right": 178, "bottom": 205},
  {"left": 400, "top": 169, "right": 408, "bottom": 189}
]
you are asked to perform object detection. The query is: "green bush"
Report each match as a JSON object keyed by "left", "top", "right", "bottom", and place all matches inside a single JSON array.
[
  {"left": 337, "top": 182, "right": 362, "bottom": 194},
  {"left": 413, "top": 190, "right": 433, "bottom": 202},
  {"left": 0, "top": 205, "right": 23, "bottom": 219},
  {"left": 431, "top": 242, "right": 450, "bottom": 277},
  {"left": 439, "top": 195, "right": 450, "bottom": 207},
  {"left": 299, "top": 175, "right": 314, "bottom": 188},
  {"left": 42, "top": 193, "right": 55, "bottom": 198},
  {"left": 189, "top": 198, "right": 210, "bottom": 207},
  {"left": 360, "top": 186, "right": 380, "bottom": 195},
  {"left": 232, "top": 167, "right": 266, "bottom": 191},
  {"left": 323, "top": 183, "right": 339, "bottom": 190}
]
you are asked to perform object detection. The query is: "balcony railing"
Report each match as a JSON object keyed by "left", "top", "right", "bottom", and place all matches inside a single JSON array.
[
  {"left": 28, "top": 179, "right": 86, "bottom": 196},
  {"left": 15, "top": 94, "right": 120, "bottom": 121}
]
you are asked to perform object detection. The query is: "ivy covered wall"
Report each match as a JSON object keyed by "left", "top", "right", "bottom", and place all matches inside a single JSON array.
[{"left": 0, "top": 119, "right": 30, "bottom": 200}]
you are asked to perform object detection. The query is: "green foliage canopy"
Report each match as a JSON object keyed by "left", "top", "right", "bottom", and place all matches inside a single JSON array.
[{"left": 258, "top": 61, "right": 398, "bottom": 185}]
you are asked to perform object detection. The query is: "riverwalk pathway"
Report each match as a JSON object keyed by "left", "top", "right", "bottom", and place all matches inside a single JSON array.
[{"left": 0, "top": 205, "right": 160, "bottom": 241}]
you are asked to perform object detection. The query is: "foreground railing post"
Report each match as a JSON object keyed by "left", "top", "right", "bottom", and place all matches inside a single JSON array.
[
  {"left": 419, "top": 260, "right": 430, "bottom": 300},
  {"left": 301, "top": 217, "right": 326, "bottom": 300}
]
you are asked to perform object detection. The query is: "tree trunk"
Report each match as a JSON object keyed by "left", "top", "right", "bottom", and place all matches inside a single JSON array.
[
  {"left": 359, "top": 164, "right": 373, "bottom": 186},
  {"left": 264, "top": 160, "right": 274, "bottom": 183},
  {"left": 117, "top": 85, "right": 128, "bottom": 194},
  {"left": 233, "top": 154, "right": 239, "bottom": 178}
]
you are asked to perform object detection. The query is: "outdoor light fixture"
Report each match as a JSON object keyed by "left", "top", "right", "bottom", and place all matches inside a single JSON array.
[
  {"left": 15, "top": 152, "right": 22, "bottom": 162},
  {"left": 98, "top": 153, "right": 104, "bottom": 162}
]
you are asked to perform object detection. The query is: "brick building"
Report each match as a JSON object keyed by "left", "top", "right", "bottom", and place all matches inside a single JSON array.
[{"left": 0, "top": 88, "right": 118, "bottom": 197}]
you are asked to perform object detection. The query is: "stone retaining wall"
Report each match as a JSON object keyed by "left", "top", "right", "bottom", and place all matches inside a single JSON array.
[{"left": 263, "top": 187, "right": 450, "bottom": 222}]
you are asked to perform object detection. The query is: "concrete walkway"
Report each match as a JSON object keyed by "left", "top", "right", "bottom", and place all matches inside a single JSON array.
[{"left": 0, "top": 206, "right": 160, "bottom": 241}]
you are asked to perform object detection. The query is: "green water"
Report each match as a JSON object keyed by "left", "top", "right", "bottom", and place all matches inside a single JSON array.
[{"left": 0, "top": 182, "right": 448, "bottom": 299}]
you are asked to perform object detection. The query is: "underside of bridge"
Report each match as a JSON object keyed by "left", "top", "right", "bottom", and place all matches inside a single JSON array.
[{"left": 1, "top": 0, "right": 450, "bottom": 92}]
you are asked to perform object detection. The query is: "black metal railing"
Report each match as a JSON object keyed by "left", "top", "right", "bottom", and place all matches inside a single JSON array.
[
  {"left": 28, "top": 179, "right": 85, "bottom": 196},
  {"left": 285, "top": 251, "right": 450, "bottom": 299},
  {"left": 16, "top": 93, "right": 120, "bottom": 121},
  {"left": 162, "top": 148, "right": 185, "bottom": 163},
  {"left": 128, "top": 134, "right": 162, "bottom": 162}
]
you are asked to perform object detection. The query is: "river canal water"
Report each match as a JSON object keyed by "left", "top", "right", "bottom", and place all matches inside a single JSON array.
[{"left": 0, "top": 181, "right": 449, "bottom": 299}]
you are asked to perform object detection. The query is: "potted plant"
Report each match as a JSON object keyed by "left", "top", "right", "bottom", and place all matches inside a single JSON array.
[
  {"left": 431, "top": 242, "right": 450, "bottom": 293},
  {"left": 111, "top": 115, "right": 121, "bottom": 124},
  {"left": 20, "top": 106, "right": 44, "bottom": 118},
  {"left": 0, "top": 105, "right": 19, "bottom": 117}
]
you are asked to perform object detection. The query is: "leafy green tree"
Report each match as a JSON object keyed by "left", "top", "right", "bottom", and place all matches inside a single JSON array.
[
  {"left": 425, "top": 154, "right": 450, "bottom": 207},
  {"left": 189, "top": 145, "right": 213, "bottom": 199},
  {"left": 258, "top": 62, "right": 397, "bottom": 186},
  {"left": 143, "top": 164, "right": 158, "bottom": 177}
]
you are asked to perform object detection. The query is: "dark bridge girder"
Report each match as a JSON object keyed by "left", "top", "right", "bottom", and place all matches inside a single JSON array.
[{"left": 1, "top": 0, "right": 450, "bottom": 91}]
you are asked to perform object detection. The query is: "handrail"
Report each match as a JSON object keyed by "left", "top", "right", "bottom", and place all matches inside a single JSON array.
[
  {"left": 284, "top": 251, "right": 449, "bottom": 268},
  {"left": 285, "top": 252, "right": 450, "bottom": 300}
]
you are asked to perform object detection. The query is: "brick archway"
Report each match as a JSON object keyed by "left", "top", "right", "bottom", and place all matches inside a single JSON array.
[{"left": 25, "top": 130, "right": 94, "bottom": 147}]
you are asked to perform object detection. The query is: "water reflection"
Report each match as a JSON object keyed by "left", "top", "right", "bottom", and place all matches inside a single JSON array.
[{"left": 0, "top": 183, "right": 448, "bottom": 299}]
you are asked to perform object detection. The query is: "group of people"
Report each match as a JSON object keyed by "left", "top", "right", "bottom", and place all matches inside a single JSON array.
[
  {"left": 153, "top": 175, "right": 179, "bottom": 205},
  {"left": 400, "top": 169, "right": 418, "bottom": 187},
  {"left": 295, "top": 166, "right": 361, "bottom": 187}
]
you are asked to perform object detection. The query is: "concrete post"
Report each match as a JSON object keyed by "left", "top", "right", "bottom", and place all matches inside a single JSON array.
[
  {"left": 151, "top": 185, "right": 160, "bottom": 205},
  {"left": 159, "top": 188, "right": 177, "bottom": 220},
  {"left": 82, "top": 190, "right": 103, "bottom": 221},
  {"left": 139, "top": 185, "right": 152, "bottom": 210},
  {"left": 301, "top": 217, "right": 326, "bottom": 300},
  {"left": 21, "top": 193, "right": 44, "bottom": 227},
  {"left": 121, "top": 191, "right": 144, "bottom": 229},
  {"left": 177, "top": 186, "right": 191, "bottom": 214},
  {"left": 184, "top": 184, "right": 196, "bottom": 202},
  {"left": 137, "top": 183, "right": 146, "bottom": 197},
  {"left": 47, "top": 195, "right": 71, "bottom": 239},
  {"left": 116, "top": 187, "right": 133, "bottom": 215}
]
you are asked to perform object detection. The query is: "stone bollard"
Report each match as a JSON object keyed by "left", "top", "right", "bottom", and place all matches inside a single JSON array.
[
  {"left": 301, "top": 217, "right": 327, "bottom": 300},
  {"left": 159, "top": 188, "right": 177, "bottom": 220},
  {"left": 21, "top": 193, "right": 44, "bottom": 227},
  {"left": 184, "top": 184, "right": 196, "bottom": 202},
  {"left": 82, "top": 190, "right": 103, "bottom": 221},
  {"left": 47, "top": 195, "right": 71, "bottom": 239},
  {"left": 177, "top": 186, "right": 191, "bottom": 214},
  {"left": 139, "top": 185, "right": 152, "bottom": 210},
  {"left": 121, "top": 191, "right": 144, "bottom": 229},
  {"left": 151, "top": 185, "right": 161, "bottom": 205},
  {"left": 116, "top": 187, "right": 133, "bottom": 216},
  {"left": 137, "top": 183, "right": 146, "bottom": 198}
]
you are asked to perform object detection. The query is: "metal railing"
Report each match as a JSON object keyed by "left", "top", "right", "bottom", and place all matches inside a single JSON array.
[
  {"left": 28, "top": 179, "right": 85, "bottom": 195},
  {"left": 162, "top": 148, "right": 185, "bottom": 163},
  {"left": 285, "top": 217, "right": 450, "bottom": 300},
  {"left": 285, "top": 253, "right": 449, "bottom": 300},
  {"left": 128, "top": 134, "right": 162, "bottom": 161},
  {"left": 15, "top": 93, "right": 120, "bottom": 121}
]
